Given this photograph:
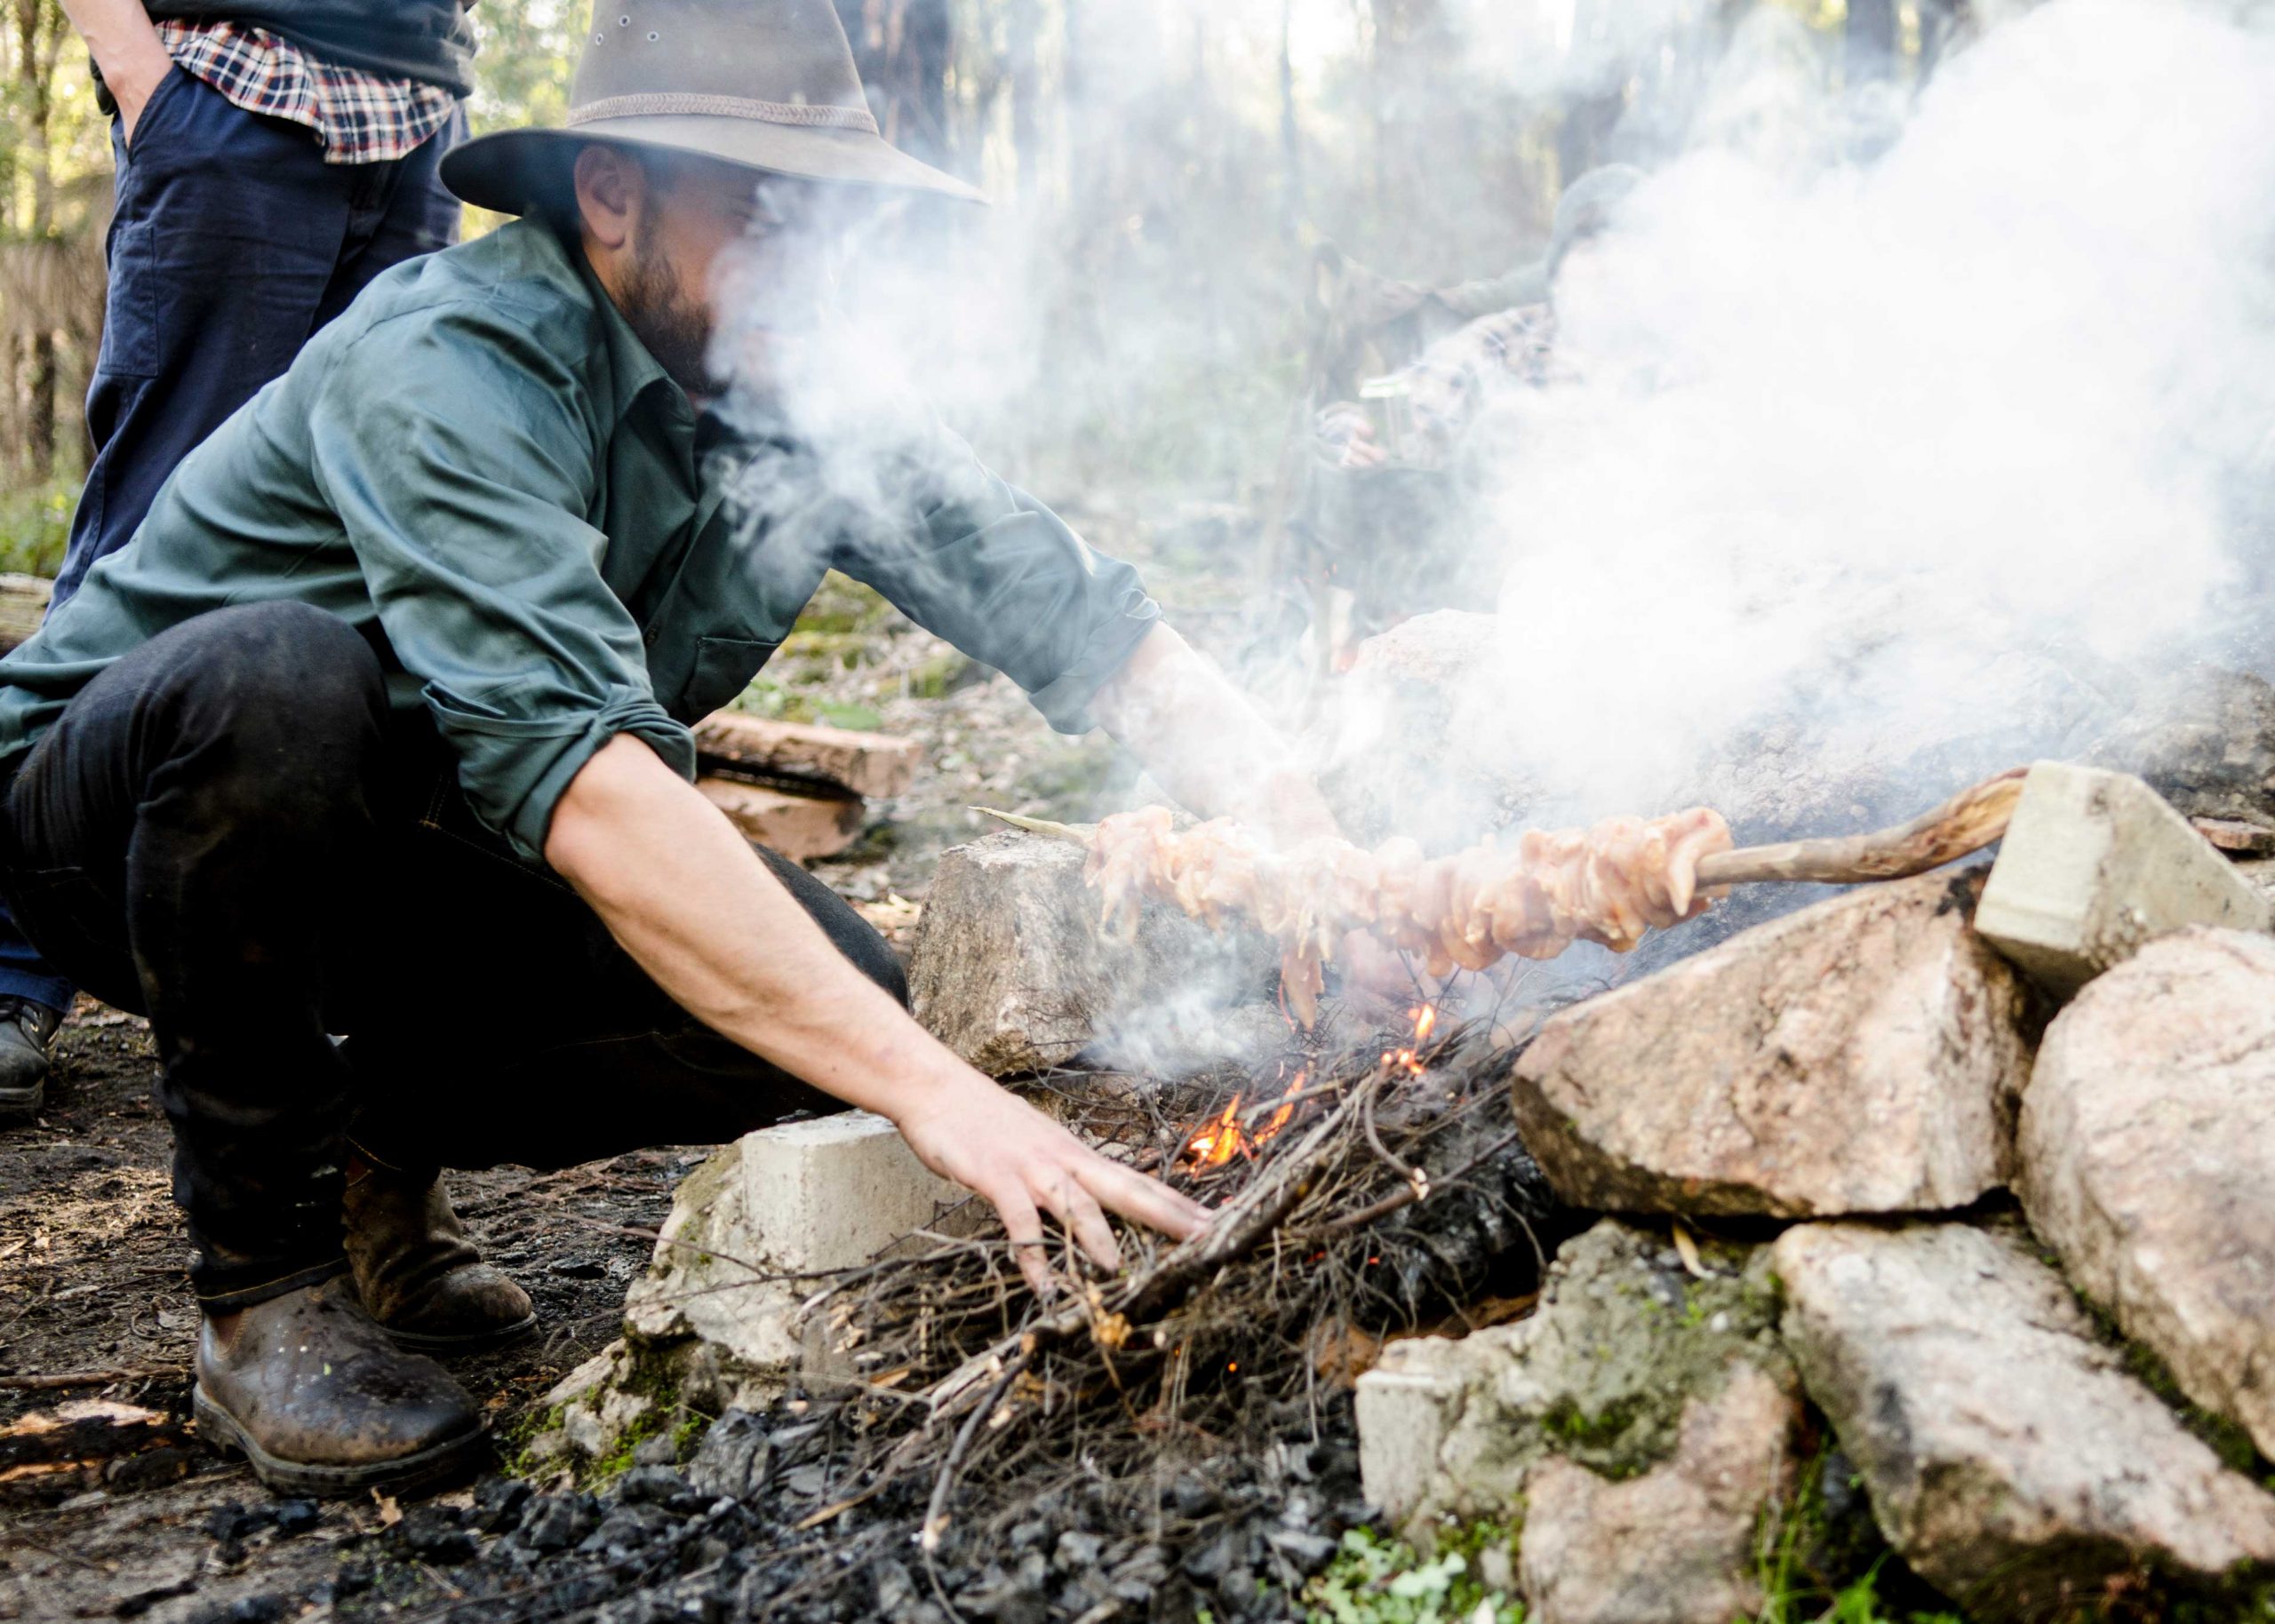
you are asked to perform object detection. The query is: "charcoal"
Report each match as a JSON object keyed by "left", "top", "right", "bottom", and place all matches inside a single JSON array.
[
  {"left": 470, "top": 1474, "right": 531, "bottom": 1533},
  {"left": 1051, "top": 1529, "right": 1104, "bottom": 1571},
  {"left": 203, "top": 1501, "right": 271, "bottom": 1543},
  {"left": 580, "top": 1503, "right": 674, "bottom": 1560},
  {"left": 395, "top": 1506, "right": 479, "bottom": 1564},
  {"left": 1181, "top": 1529, "right": 1241, "bottom": 1582},
  {"left": 1169, "top": 1472, "right": 1220, "bottom": 1518},
  {"left": 685, "top": 1408, "right": 771, "bottom": 1501},
  {"left": 185, "top": 1597, "right": 284, "bottom": 1624},
  {"left": 518, "top": 1491, "right": 599, "bottom": 1554},
  {"left": 1265, "top": 1526, "right": 1337, "bottom": 1565},
  {"left": 616, "top": 1465, "right": 694, "bottom": 1506}
]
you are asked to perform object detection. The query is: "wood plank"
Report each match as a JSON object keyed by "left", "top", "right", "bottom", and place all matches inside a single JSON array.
[
  {"left": 697, "top": 777, "right": 866, "bottom": 862},
  {"left": 694, "top": 710, "right": 921, "bottom": 799},
  {"left": 0, "top": 574, "right": 52, "bottom": 656}
]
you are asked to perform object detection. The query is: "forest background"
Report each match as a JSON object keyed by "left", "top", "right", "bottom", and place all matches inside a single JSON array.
[{"left": 0, "top": 0, "right": 1969, "bottom": 577}]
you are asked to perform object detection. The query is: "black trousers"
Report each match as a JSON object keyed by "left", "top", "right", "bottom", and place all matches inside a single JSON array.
[{"left": 0, "top": 603, "right": 905, "bottom": 1310}]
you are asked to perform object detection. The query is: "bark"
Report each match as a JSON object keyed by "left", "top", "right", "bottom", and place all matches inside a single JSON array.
[{"left": 1845, "top": 0, "right": 1899, "bottom": 84}]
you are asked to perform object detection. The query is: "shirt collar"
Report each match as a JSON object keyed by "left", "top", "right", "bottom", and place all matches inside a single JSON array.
[{"left": 546, "top": 222, "right": 689, "bottom": 430}]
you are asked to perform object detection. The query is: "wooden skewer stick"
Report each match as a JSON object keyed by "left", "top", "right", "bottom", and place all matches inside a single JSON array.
[
  {"left": 975, "top": 764, "right": 2030, "bottom": 891},
  {"left": 1692, "top": 765, "right": 2027, "bottom": 888},
  {"left": 971, "top": 807, "right": 1090, "bottom": 842}
]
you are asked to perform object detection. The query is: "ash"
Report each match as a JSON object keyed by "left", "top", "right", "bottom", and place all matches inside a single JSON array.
[{"left": 344, "top": 1014, "right": 1564, "bottom": 1623}]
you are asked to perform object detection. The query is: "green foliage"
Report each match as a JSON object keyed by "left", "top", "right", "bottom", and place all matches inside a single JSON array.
[
  {"left": 496, "top": 1401, "right": 569, "bottom": 1481},
  {"left": 0, "top": 474, "right": 76, "bottom": 577},
  {"left": 1301, "top": 1527, "right": 1523, "bottom": 1624},
  {"left": 1757, "top": 1566, "right": 1962, "bottom": 1624}
]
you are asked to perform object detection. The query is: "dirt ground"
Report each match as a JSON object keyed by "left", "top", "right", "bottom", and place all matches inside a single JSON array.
[
  {"left": 0, "top": 1007, "right": 687, "bottom": 1620},
  {"left": 0, "top": 513, "right": 1268, "bottom": 1620}
]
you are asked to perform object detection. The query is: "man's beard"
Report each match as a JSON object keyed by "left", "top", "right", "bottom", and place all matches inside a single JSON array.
[{"left": 619, "top": 219, "right": 718, "bottom": 397}]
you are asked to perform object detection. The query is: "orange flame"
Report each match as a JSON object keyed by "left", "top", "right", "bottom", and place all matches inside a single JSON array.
[
  {"left": 1380, "top": 1005, "right": 1440, "bottom": 1079},
  {"left": 1180, "top": 1068, "right": 1309, "bottom": 1171},
  {"left": 1184, "top": 1094, "right": 1245, "bottom": 1168}
]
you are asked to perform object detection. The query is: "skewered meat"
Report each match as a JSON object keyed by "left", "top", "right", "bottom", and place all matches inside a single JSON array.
[{"left": 1084, "top": 806, "right": 1734, "bottom": 1024}]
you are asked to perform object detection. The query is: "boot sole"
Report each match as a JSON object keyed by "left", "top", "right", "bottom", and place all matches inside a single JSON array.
[
  {"left": 385, "top": 1311, "right": 539, "bottom": 1355},
  {"left": 193, "top": 1385, "right": 488, "bottom": 1498},
  {"left": 0, "top": 1082, "right": 43, "bottom": 1118}
]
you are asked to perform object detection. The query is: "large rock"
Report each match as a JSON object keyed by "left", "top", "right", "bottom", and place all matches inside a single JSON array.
[
  {"left": 2087, "top": 663, "right": 2275, "bottom": 836},
  {"left": 1776, "top": 1222, "right": 2275, "bottom": 1619},
  {"left": 2021, "top": 927, "right": 2275, "bottom": 1461},
  {"left": 535, "top": 1112, "right": 968, "bottom": 1467},
  {"left": 1357, "top": 1221, "right": 1800, "bottom": 1624},
  {"left": 1516, "top": 1365, "right": 1798, "bottom": 1624},
  {"left": 907, "top": 831, "right": 1276, "bottom": 1077},
  {"left": 1510, "top": 871, "right": 2036, "bottom": 1217}
]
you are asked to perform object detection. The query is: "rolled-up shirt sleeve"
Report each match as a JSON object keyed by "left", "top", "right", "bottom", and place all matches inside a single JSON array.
[
  {"left": 833, "top": 437, "right": 1161, "bottom": 733},
  {"left": 307, "top": 305, "right": 694, "bottom": 863}
]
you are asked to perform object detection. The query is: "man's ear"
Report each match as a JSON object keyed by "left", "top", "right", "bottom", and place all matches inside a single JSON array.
[{"left": 574, "top": 144, "right": 643, "bottom": 253}]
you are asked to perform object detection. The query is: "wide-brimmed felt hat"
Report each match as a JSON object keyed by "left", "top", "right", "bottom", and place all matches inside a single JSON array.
[{"left": 442, "top": 0, "right": 984, "bottom": 217}]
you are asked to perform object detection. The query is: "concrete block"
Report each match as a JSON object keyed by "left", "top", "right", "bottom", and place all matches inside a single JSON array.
[
  {"left": 620, "top": 1112, "right": 963, "bottom": 1405},
  {"left": 734, "top": 1111, "right": 966, "bottom": 1275},
  {"left": 1354, "top": 1361, "right": 1468, "bottom": 1523},
  {"left": 1976, "top": 761, "right": 2271, "bottom": 997}
]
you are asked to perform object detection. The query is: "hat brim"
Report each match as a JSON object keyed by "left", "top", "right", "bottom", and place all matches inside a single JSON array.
[{"left": 441, "top": 115, "right": 986, "bottom": 217}]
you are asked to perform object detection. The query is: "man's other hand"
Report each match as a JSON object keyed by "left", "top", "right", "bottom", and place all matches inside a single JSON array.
[
  {"left": 59, "top": 0, "right": 175, "bottom": 147},
  {"left": 894, "top": 1073, "right": 1212, "bottom": 1296}
]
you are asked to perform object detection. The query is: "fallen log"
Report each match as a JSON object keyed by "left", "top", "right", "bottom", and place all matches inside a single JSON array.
[
  {"left": 697, "top": 777, "right": 866, "bottom": 863},
  {"left": 0, "top": 573, "right": 51, "bottom": 656},
  {"left": 0, "top": 1398, "right": 196, "bottom": 1502},
  {"left": 695, "top": 710, "right": 920, "bottom": 800}
]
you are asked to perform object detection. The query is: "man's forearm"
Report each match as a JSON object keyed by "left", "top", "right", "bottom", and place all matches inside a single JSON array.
[
  {"left": 543, "top": 735, "right": 1211, "bottom": 1291},
  {"left": 60, "top": 0, "right": 172, "bottom": 133},
  {"left": 543, "top": 736, "right": 969, "bottom": 1118},
  {"left": 1090, "top": 622, "right": 1341, "bottom": 846}
]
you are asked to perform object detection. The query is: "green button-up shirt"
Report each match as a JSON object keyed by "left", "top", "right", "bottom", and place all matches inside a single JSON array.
[{"left": 0, "top": 219, "right": 1159, "bottom": 864}]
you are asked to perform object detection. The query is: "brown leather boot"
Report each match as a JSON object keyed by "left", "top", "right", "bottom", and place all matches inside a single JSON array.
[
  {"left": 194, "top": 1274, "right": 487, "bottom": 1495},
  {"left": 343, "top": 1153, "right": 536, "bottom": 1352}
]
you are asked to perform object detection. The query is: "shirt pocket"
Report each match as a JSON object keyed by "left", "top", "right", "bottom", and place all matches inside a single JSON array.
[{"left": 676, "top": 636, "right": 778, "bottom": 723}]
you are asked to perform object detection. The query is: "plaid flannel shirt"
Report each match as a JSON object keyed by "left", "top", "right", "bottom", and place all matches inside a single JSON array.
[{"left": 155, "top": 20, "right": 459, "bottom": 165}]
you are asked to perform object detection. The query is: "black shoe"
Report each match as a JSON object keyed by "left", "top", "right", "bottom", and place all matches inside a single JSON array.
[
  {"left": 343, "top": 1154, "right": 537, "bottom": 1353},
  {"left": 0, "top": 997, "right": 61, "bottom": 1118},
  {"left": 194, "top": 1275, "right": 488, "bottom": 1496}
]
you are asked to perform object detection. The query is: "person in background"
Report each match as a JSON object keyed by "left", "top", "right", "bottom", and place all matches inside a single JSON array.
[{"left": 0, "top": 0, "right": 476, "bottom": 1115}]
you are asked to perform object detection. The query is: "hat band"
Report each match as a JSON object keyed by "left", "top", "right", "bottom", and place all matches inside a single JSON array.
[{"left": 566, "top": 92, "right": 879, "bottom": 135}]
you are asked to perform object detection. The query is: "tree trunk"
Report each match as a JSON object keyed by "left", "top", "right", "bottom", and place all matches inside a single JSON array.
[
  {"left": 1278, "top": 0, "right": 1303, "bottom": 232},
  {"left": 1846, "top": 0, "right": 1899, "bottom": 84}
]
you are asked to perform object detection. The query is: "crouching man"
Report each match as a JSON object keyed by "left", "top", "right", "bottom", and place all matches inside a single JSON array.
[{"left": 0, "top": 0, "right": 1337, "bottom": 1495}]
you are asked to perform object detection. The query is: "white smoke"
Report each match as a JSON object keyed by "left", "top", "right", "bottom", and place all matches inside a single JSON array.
[{"left": 1445, "top": 0, "right": 2275, "bottom": 821}]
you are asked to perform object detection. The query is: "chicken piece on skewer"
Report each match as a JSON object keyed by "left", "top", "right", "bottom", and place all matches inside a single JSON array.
[{"left": 1082, "top": 804, "right": 1736, "bottom": 1024}]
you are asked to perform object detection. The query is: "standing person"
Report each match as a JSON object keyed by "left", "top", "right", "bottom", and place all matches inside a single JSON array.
[{"left": 0, "top": 0, "right": 475, "bottom": 1114}]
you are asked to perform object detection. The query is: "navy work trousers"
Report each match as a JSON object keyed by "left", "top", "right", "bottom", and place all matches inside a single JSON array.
[
  {"left": 0, "top": 604, "right": 903, "bottom": 1308},
  {"left": 0, "top": 66, "right": 465, "bottom": 1015}
]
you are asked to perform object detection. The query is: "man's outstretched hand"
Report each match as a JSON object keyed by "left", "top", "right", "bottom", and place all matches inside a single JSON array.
[
  {"left": 547, "top": 736, "right": 1213, "bottom": 1301},
  {"left": 894, "top": 1074, "right": 1213, "bottom": 1296}
]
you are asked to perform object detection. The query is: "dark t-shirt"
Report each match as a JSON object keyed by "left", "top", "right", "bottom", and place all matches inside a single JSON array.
[{"left": 141, "top": 1, "right": 475, "bottom": 94}]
